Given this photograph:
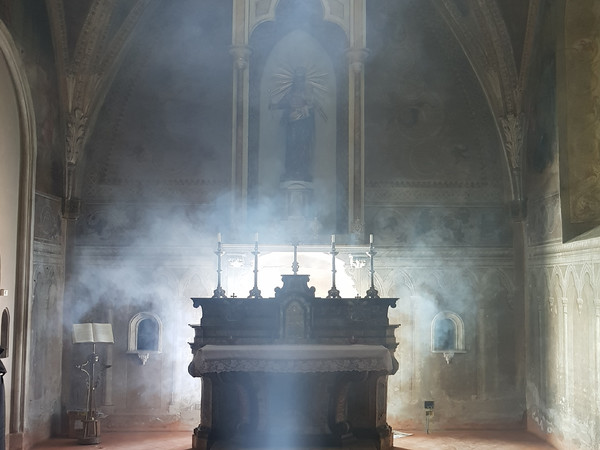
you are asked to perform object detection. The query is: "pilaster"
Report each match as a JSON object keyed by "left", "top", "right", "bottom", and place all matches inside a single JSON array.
[{"left": 347, "top": 0, "right": 367, "bottom": 237}]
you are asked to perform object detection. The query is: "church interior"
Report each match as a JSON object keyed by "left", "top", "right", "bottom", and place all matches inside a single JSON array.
[{"left": 0, "top": 0, "right": 599, "bottom": 449}]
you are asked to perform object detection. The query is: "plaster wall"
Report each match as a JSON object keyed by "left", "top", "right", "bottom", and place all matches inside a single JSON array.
[{"left": 379, "top": 250, "right": 524, "bottom": 431}]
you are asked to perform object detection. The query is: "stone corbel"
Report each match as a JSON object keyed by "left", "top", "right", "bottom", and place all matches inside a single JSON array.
[
  {"left": 62, "top": 106, "right": 90, "bottom": 219},
  {"left": 443, "top": 351, "right": 454, "bottom": 364}
]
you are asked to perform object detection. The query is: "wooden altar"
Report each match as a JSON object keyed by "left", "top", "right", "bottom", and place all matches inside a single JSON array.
[{"left": 188, "top": 274, "right": 399, "bottom": 449}]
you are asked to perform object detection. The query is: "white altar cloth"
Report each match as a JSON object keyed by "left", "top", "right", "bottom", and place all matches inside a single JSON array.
[{"left": 190, "top": 344, "right": 393, "bottom": 373}]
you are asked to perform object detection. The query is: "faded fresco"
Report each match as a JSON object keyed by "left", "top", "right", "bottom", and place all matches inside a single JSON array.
[
  {"left": 559, "top": 0, "right": 600, "bottom": 238},
  {"left": 525, "top": 0, "right": 561, "bottom": 245}
]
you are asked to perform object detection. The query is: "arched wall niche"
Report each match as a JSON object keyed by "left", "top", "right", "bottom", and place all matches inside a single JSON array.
[
  {"left": 127, "top": 312, "right": 163, "bottom": 365},
  {"left": 431, "top": 311, "right": 466, "bottom": 364},
  {"left": 247, "top": 0, "right": 349, "bottom": 234}
]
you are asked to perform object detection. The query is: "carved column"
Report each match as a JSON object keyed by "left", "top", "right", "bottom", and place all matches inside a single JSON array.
[
  {"left": 230, "top": 0, "right": 252, "bottom": 232},
  {"left": 347, "top": 0, "right": 368, "bottom": 236}
]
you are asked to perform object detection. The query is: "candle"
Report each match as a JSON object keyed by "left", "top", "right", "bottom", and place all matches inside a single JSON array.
[
  {"left": 217, "top": 232, "right": 222, "bottom": 243},
  {"left": 369, "top": 233, "right": 373, "bottom": 244},
  {"left": 255, "top": 232, "right": 259, "bottom": 243},
  {"left": 331, "top": 234, "right": 335, "bottom": 244}
]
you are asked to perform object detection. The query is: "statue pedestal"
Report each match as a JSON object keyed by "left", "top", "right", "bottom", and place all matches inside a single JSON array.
[{"left": 281, "top": 181, "right": 313, "bottom": 220}]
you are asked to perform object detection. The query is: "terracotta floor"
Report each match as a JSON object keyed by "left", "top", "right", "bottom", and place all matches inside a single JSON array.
[{"left": 32, "top": 430, "right": 556, "bottom": 449}]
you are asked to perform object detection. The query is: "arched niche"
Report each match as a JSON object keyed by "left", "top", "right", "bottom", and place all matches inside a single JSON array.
[
  {"left": 247, "top": 0, "right": 349, "bottom": 234},
  {"left": 127, "top": 312, "right": 162, "bottom": 365},
  {"left": 431, "top": 311, "right": 465, "bottom": 364}
]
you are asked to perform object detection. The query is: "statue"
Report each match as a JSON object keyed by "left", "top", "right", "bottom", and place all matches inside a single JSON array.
[{"left": 270, "top": 66, "right": 327, "bottom": 182}]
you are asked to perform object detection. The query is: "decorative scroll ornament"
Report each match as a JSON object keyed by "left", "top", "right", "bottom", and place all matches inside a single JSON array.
[
  {"left": 66, "top": 107, "right": 89, "bottom": 165},
  {"left": 500, "top": 113, "right": 524, "bottom": 170}
]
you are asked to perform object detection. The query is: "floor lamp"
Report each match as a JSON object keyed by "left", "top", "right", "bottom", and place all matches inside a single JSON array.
[{"left": 72, "top": 323, "right": 114, "bottom": 445}]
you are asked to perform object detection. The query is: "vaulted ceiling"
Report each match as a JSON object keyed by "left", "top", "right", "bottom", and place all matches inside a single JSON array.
[{"left": 44, "top": 0, "right": 541, "bottom": 227}]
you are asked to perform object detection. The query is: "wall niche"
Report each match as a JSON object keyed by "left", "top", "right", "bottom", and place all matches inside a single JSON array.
[
  {"left": 431, "top": 311, "right": 465, "bottom": 364},
  {"left": 127, "top": 312, "right": 162, "bottom": 365}
]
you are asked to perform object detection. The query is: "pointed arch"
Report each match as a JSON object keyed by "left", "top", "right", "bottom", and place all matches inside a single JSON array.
[{"left": 0, "top": 18, "right": 37, "bottom": 440}]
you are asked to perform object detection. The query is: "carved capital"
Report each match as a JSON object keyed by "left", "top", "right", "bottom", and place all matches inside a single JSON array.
[
  {"left": 346, "top": 48, "right": 370, "bottom": 74},
  {"left": 500, "top": 113, "right": 524, "bottom": 170},
  {"left": 229, "top": 45, "right": 252, "bottom": 71}
]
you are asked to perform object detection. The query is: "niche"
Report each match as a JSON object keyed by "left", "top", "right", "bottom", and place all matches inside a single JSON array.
[
  {"left": 127, "top": 312, "right": 162, "bottom": 365},
  {"left": 431, "top": 311, "right": 465, "bottom": 364},
  {"left": 0, "top": 308, "right": 8, "bottom": 358}
]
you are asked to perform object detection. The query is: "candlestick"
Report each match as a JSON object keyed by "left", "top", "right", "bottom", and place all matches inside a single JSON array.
[
  {"left": 212, "top": 238, "right": 226, "bottom": 298},
  {"left": 292, "top": 241, "right": 299, "bottom": 275},
  {"left": 365, "top": 239, "right": 379, "bottom": 299},
  {"left": 327, "top": 237, "right": 340, "bottom": 299},
  {"left": 248, "top": 238, "right": 262, "bottom": 299}
]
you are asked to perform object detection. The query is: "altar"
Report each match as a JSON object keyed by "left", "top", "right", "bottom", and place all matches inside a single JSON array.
[{"left": 188, "top": 270, "right": 399, "bottom": 450}]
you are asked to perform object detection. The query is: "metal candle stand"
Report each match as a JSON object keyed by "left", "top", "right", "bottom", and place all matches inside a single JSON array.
[
  {"left": 291, "top": 241, "right": 300, "bottom": 275},
  {"left": 248, "top": 237, "right": 262, "bottom": 299},
  {"left": 327, "top": 235, "right": 341, "bottom": 298},
  {"left": 365, "top": 235, "right": 379, "bottom": 298},
  {"left": 212, "top": 235, "right": 227, "bottom": 298}
]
